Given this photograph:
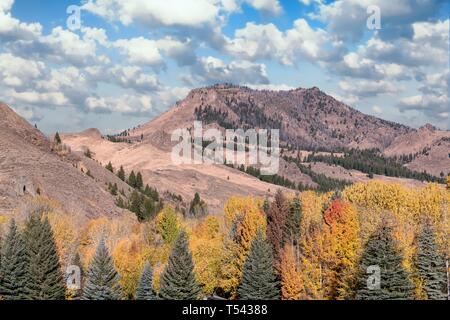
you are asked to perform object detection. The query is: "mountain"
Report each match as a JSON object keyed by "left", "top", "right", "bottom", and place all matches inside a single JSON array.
[
  {"left": 129, "top": 84, "right": 412, "bottom": 152},
  {"left": 0, "top": 103, "right": 128, "bottom": 218}
]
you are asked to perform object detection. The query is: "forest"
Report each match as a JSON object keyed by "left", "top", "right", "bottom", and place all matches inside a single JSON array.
[{"left": 0, "top": 180, "right": 448, "bottom": 300}]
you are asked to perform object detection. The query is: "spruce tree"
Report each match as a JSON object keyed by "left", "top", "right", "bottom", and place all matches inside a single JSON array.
[
  {"left": 136, "top": 262, "right": 157, "bottom": 300},
  {"left": 105, "top": 162, "right": 114, "bottom": 173},
  {"left": 0, "top": 219, "right": 29, "bottom": 300},
  {"left": 159, "top": 231, "right": 202, "bottom": 300},
  {"left": 356, "top": 224, "right": 414, "bottom": 300},
  {"left": 136, "top": 172, "right": 144, "bottom": 190},
  {"left": 82, "top": 239, "right": 122, "bottom": 300},
  {"left": 54, "top": 132, "right": 61, "bottom": 145},
  {"left": 283, "top": 196, "right": 302, "bottom": 246},
  {"left": 415, "top": 223, "right": 447, "bottom": 300},
  {"left": 238, "top": 230, "right": 280, "bottom": 300},
  {"left": 117, "top": 166, "right": 126, "bottom": 181},
  {"left": 24, "top": 216, "right": 66, "bottom": 300},
  {"left": 128, "top": 171, "right": 137, "bottom": 188}
]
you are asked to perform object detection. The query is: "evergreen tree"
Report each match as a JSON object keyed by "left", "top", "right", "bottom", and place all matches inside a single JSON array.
[
  {"left": 415, "top": 223, "right": 447, "bottom": 300},
  {"left": 283, "top": 196, "right": 302, "bottom": 246},
  {"left": 128, "top": 171, "right": 137, "bottom": 188},
  {"left": 54, "top": 132, "right": 61, "bottom": 145},
  {"left": 0, "top": 220, "right": 29, "bottom": 300},
  {"left": 238, "top": 230, "right": 280, "bottom": 300},
  {"left": 105, "top": 162, "right": 114, "bottom": 173},
  {"left": 117, "top": 166, "right": 126, "bottom": 181},
  {"left": 24, "top": 216, "right": 66, "bottom": 300},
  {"left": 188, "top": 193, "right": 208, "bottom": 218},
  {"left": 136, "top": 262, "right": 157, "bottom": 300},
  {"left": 159, "top": 231, "right": 202, "bottom": 300},
  {"left": 136, "top": 172, "right": 144, "bottom": 190},
  {"left": 82, "top": 239, "right": 122, "bottom": 300},
  {"left": 356, "top": 224, "right": 414, "bottom": 300}
]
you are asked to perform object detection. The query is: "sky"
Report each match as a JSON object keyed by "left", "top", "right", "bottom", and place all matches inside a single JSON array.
[{"left": 0, "top": 0, "right": 449, "bottom": 134}]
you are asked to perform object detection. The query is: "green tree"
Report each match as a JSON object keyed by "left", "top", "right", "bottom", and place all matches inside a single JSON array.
[
  {"left": 82, "top": 239, "right": 122, "bottom": 300},
  {"left": 159, "top": 231, "right": 202, "bottom": 300},
  {"left": 238, "top": 230, "right": 280, "bottom": 300},
  {"left": 136, "top": 172, "right": 144, "bottom": 190},
  {"left": 283, "top": 196, "right": 302, "bottom": 246},
  {"left": 117, "top": 166, "right": 126, "bottom": 181},
  {"left": 24, "top": 216, "right": 66, "bottom": 300},
  {"left": 188, "top": 193, "right": 208, "bottom": 218},
  {"left": 136, "top": 262, "right": 157, "bottom": 300},
  {"left": 105, "top": 162, "right": 114, "bottom": 173},
  {"left": 157, "top": 206, "right": 180, "bottom": 245},
  {"left": 356, "top": 224, "right": 414, "bottom": 300},
  {"left": 415, "top": 223, "right": 447, "bottom": 300},
  {"left": 0, "top": 220, "right": 29, "bottom": 300},
  {"left": 128, "top": 171, "right": 137, "bottom": 188},
  {"left": 54, "top": 132, "right": 61, "bottom": 145}
]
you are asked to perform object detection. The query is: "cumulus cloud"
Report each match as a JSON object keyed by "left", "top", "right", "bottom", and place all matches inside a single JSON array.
[
  {"left": 312, "top": 0, "right": 447, "bottom": 42},
  {"left": 183, "top": 56, "right": 269, "bottom": 85},
  {"left": 243, "top": 0, "right": 282, "bottom": 15},
  {"left": 225, "top": 19, "right": 338, "bottom": 65},
  {"left": 114, "top": 36, "right": 195, "bottom": 68},
  {"left": 339, "top": 79, "right": 399, "bottom": 97}
]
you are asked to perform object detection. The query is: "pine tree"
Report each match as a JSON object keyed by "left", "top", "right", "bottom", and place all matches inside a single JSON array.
[
  {"left": 283, "top": 196, "right": 302, "bottom": 246},
  {"left": 54, "top": 132, "right": 61, "bottom": 145},
  {"left": 24, "top": 216, "right": 66, "bottom": 300},
  {"left": 188, "top": 192, "right": 208, "bottom": 218},
  {"left": 159, "top": 231, "right": 202, "bottom": 300},
  {"left": 117, "top": 166, "right": 126, "bottom": 181},
  {"left": 415, "top": 223, "right": 447, "bottom": 300},
  {"left": 136, "top": 262, "right": 157, "bottom": 300},
  {"left": 0, "top": 219, "right": 29, "bottom": 300},
  {"left": 105, "top": 162, "right": 114, "bottom": 173},
  {"left": 238, "top": 230, "right": 280, "bottom": 300},
  {"left": 82, "top": 239, "right": 122, "bottom": 300},
  {"left": 136, "top": 172, "right": 144, "bottom": 190},
  {"left": 356, "top": 224, "right": 414, "bottom": 300},
  {"left": 128, "top": 171, "right": 137, "bottom": 188}
]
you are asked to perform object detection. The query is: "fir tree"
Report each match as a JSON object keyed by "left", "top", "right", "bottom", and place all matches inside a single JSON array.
[
  {"left": 136, "top": 172, "right": 144, "bottom": 190},
  {"left": 159, "top": 231, "right": 202, "bottom": 300},
  {"left": 82, "top": 239, "right": 122, "bottom": 300},
  {"left": 415, "top": 223, "right": 447, "bottom": 300},
  {"left": 238, "top": 230, "right": 280, "bottom": 300},
  {"left": 136, "top": 262, "right": 157, "bottom": 300},
  {"left": 0, "top": 219, "right": 29, "bottom": 300},
  {"left": 24, "top": 216, "right": 66, "bottom": 300},
  {"left": 356, "top": 223, "right": 414, "bottom": 300},
  {"left": 54, "top": 132, "right": 61, "bottom": 145},
  {"left": 283, "top": 196, "right": 302, "bottom": 246},
  {"left": 188, "top": 193, "right": 208, "bottom": 218},
  {"left": 105, "top": 162, "right": 114, "bottom": 173},
  {"left": 117, "top": 166, "right": 126, "bottom": 181},
  {"left": 128, "top": 171, "right": 137, "bottom": 188}
]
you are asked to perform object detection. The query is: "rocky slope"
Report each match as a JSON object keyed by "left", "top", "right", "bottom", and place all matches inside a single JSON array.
[{"left": 0, "top": 103, "right": 128, "bottom": 218}]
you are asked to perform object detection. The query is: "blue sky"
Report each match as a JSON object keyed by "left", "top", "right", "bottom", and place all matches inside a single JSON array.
[{"left": 0, "top": 0, "right": 448, "bottom": 134}]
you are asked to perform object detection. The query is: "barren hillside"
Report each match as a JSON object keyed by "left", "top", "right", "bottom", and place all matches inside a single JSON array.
[{"left": 0, "top": 103, "right": 128, "bottom": 218}]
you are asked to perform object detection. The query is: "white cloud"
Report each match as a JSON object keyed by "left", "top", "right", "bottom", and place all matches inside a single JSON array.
[
  {"left": 245, "top": 83, "right": 296, "bottom": 91},
  {"left": 339, "top": 79, "right": 399, "bottom": 97},
  {"left": 114, "top": 36, "right": 194, "bottom": 67},
  {"left": 243, "top": 0, "right": 282, "bottom": 15},
  {"left": 184, "top": 56, "right": 269, "bottom": 85},
  {"left": 83, "top": 0, "right": 221, "bottom": 27},
  {"left": 0, "top": 53, "right": 45, "bottom": 89},
  {"left": 226, "top": 19, "right": 334, "bottom": 65},
  {"left": 372, "top": 105, "right": 383, "bottom": 114}
]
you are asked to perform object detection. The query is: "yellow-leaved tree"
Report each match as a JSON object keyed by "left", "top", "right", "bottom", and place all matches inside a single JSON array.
[{"left": 220, "top": 196, "right": 267, "bottom": 298}]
